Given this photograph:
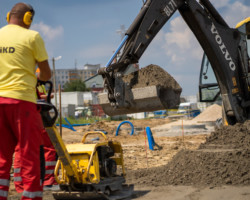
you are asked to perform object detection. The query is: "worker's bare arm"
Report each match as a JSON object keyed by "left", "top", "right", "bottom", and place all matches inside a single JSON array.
[{"left": 37, "top": 60, "right": 51, "bottom": 81}]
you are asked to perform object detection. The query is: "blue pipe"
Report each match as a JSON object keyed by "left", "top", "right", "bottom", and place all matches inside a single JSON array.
[
  {"left": 115, "top": 120, "right": 134, "bottom": 136},
  {"left": 64, "top": 117, "right": 76, "bottom": 131},
  {"left": 146, "top": 127, "right": 155, "bottom": 150},
  {"left": 105, "top": 35, "right": 129, "bottom": 67}
]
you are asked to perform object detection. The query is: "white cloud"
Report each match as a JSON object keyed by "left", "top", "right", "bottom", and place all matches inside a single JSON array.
[
  {"left": 210, "top": 0, "right": 231, "bottom": 8},
  {"left": 166, "top": 17, "right": 192, "bottom": 49},
  {"left": 32, "top": 22, "right": 64, "bottom": 41},
  {"left": 222, "top": 1, "right": 250, "bottom": 27},
  {"left": 79, "top": 44, "right": 116, "bottom": 65},
  {"left": 163, "top": 16, "right": 203, "bottom": 67}
]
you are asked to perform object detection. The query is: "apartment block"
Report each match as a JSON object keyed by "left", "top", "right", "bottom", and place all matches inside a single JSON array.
[{"left": 51, "top": 64, "right": 100, "bottom": 90}]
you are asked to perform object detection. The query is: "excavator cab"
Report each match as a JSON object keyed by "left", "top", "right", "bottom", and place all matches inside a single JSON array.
[
  {"left": 199, "top": 54, "right": 221, "bottom": 102},
  {"left": 199, "top": 17, "right": 250, "bottom": 103}
]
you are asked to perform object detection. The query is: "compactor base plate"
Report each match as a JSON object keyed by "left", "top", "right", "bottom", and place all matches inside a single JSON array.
[{"left": 52, "top": 184, "right": 134, "bottom": 200}]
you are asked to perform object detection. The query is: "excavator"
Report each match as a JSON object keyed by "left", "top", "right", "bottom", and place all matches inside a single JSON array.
[{"left": 98, "top": 0, "right": 250, "bottom": 126}]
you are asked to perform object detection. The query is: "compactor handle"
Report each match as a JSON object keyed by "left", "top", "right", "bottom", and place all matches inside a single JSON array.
[
  {"left": 37, "top": 80, "right": 58, "bottom": 127},
  {"left": 81, "top": 131, "right": 108, "bottom": 143},
  {"left": 37, "top": 80, "right": 53, "bottom": 103}
]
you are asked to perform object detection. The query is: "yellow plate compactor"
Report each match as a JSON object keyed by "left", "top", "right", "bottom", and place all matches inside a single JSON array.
[
  {"left": 48, "top": 129, "right": 133, "bottom": 200},
  {"left": 38, "top": 81, "right": 133, "bottom": 200}
]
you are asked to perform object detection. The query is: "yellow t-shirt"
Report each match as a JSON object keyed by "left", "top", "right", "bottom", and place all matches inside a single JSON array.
[{"left": 0, "top": 24, "right": 48, "bottom": 103}]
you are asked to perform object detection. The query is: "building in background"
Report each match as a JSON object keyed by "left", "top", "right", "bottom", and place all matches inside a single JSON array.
[
  {"left": 51, "top": 64, "right": 100, "bottom": 90},
  {"left": 80, "top": 64, "right": 100, "bottom": 81}
]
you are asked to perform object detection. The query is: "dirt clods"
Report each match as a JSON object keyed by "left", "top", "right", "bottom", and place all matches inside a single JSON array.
[
  {"left": 127, "top": 120, "right": 250, "bottom": 187},
  {"left": 123, "top": 64, "right": 182, "bottom": 92},
  {"left": 122, "top": 64, "right": 182, "bottom": 109}
]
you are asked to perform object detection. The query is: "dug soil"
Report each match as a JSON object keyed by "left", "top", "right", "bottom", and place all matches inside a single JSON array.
[
  {"left": 126, "top": 120, "right": 250, "bottom": 187},
  {"left": 122, "top": 64, "right": 182, "bottom": 109},
  {"left": 123, "top": 64, "right": 182, "bottom": 92}
]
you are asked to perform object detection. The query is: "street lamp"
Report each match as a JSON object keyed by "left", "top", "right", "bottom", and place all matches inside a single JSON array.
[{"left": 52, "top": 56, "right": 62, "bottom": 108}]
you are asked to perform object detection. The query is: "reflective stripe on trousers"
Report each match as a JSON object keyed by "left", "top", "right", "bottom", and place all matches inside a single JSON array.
[
  {"left": 0, "top": 179, "right": 9, "bottom": 187},
  {"left": 45, "top": 161, "right": 56, "bottom": 175},
  {"left": 13, "top": 166, "right": 23, "bottom": 193},
  {"left": 14, "top": 176, "right": 22, "bottom": 182},
  {"left": 45, "top": 169, "right": 55, "bottom": 175},
  {"left": 0, "top": 179, "right": 9, "bottom": 198},
  {"left": 14, "top": 167, "right": 22, "bottom": 182},
  {"left": 45, "top": 161, "right": 57, "bottom": 166},
  {"left": 23, "top": 190, "right": 43, "bottom": 198},
  {"left": 14, "top": 168, "right": 20, "bottom": 173},
  {"left": 0, "top": 190, "right": 8, "bottom": 198}
]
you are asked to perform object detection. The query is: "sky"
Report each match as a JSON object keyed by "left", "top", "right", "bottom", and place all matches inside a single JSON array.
[{"left": 0, "top": 0, "right": 250, "bottom": 95}]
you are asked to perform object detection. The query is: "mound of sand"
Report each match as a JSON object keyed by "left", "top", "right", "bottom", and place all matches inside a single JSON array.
[{"left": 192, "top": 104, "right": 222, "bottom": 122}]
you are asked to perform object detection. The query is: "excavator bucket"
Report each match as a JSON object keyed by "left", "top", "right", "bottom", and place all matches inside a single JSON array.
[{"left": 98, "top": 65, "right": 182, "bottom": 116}]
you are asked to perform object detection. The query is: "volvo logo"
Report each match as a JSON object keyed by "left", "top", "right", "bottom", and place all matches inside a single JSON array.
[{"left": 210, "top": 23, "right": 236, "bottom": 71}]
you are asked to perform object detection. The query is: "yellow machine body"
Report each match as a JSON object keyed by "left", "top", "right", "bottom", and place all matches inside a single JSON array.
[
  {"left": 54, "top": 140, "right": 125, "bottom": 185},
  {"left": 45, "top": 128, "right": 126, "bottom": 187}
]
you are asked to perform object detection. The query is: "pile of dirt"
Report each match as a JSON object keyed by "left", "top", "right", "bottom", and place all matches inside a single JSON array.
[
  {"left": 192, "top": 104, "right": 222, "bottom": 122},
  {"left": 200, "top": 121, "right": 250, "bottom": 149},
  {"left": 126, "top": 120, "right": 250, "bottom": 186},
  {"left": 122, "top": 64, "right": 182, "bottom": 109},
  {"left": 84, "top": 121, "right": 115, "bottom": 135},
  {"left": 123, "top": 64, "right": 182, "bottom": 91}
]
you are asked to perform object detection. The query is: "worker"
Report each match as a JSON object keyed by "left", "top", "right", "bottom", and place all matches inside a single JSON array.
[
  {"left": 0, "top": 2, "right": 51, "bottom": 200},
  {"left": 13, "top": 69, "right": 59, "bottom": 192}
]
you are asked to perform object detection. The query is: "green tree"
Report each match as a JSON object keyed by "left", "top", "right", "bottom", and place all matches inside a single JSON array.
[{"left": 63, "top": 80, "right": 89, "bottom": 92}]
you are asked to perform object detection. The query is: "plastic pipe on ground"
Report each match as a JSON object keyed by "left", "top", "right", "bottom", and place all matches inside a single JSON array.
[
  {"left": 64, "top": 117, "right": 76, "bottom": 131},
  {"left": 115, "top": 121, "right": 134, "bottom": 136},
  {"left": 146, "top": 127, "right": 155, "bottom": 150}
]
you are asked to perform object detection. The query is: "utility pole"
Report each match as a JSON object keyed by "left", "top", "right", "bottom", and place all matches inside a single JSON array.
[
  {"left": 52, "top": 56, "right": 62, "bottom": 108},
  {"left": 52, "top": 57, "right": 57, "bottom": 109}
]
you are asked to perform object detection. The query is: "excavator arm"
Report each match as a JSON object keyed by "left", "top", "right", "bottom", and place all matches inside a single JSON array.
[{"left": 98, "top": 0, "right": 250, "bottom": 125}]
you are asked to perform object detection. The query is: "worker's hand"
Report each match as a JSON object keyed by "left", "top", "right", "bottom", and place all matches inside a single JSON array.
[
  {"left": 39, "top": 94, "right": 47, "bottom": 101},
  {"left": 40, "top": 93, "right": 54, "bottom": 101}
]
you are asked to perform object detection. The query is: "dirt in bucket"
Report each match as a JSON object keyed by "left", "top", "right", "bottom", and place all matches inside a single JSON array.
[{"left": 122, "top": 64, "right": 182, "bottom": 109}]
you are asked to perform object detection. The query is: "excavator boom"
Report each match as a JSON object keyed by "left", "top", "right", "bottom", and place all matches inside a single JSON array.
[{"left": 98, "top": 0, "right": 250, "bottom": 124}]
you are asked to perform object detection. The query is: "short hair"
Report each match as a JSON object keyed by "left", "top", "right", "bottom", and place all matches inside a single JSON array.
[{"left": 9, "top": 3, "right": 34, "bottom": 22}]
